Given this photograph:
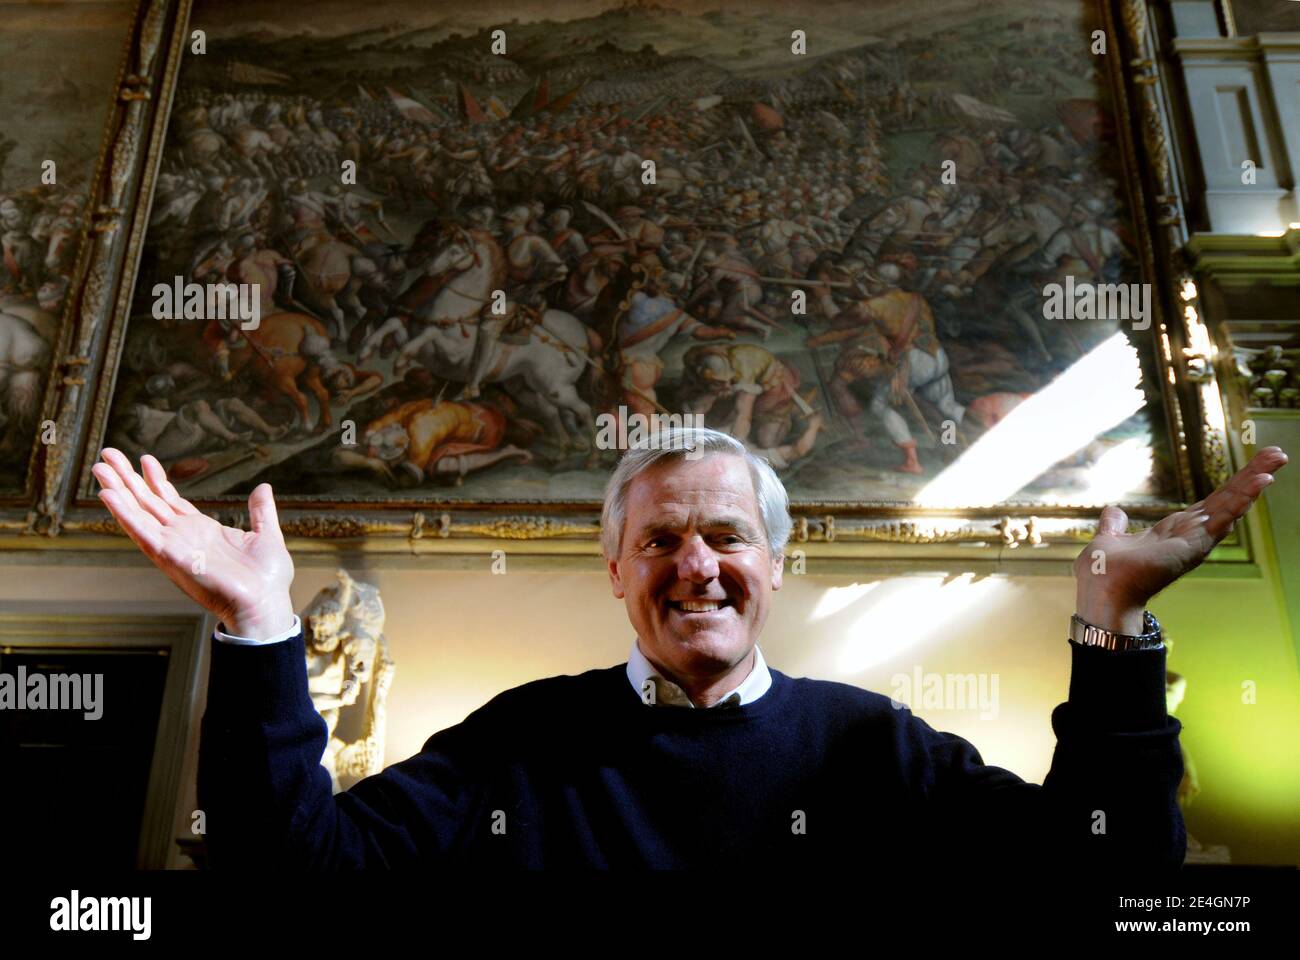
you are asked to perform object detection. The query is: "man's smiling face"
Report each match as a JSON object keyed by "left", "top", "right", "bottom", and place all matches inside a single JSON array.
[{"left": 607, "top": 453, "right": 784, "bottom": 690}]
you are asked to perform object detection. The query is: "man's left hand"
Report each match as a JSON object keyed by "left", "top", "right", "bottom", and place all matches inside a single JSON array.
[{"left": 1073, "top": 446, "right": 1288, "bottom": 634}]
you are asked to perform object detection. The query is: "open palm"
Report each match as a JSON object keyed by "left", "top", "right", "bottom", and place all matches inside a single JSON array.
[
  {"left": 1074, "top": 446, "right": 1288, "bottom": 625},
  {"left": 93, "top": 448, "right": 295, "bottom": 637}
]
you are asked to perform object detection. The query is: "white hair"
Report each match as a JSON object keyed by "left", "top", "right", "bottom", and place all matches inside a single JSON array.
[{"left": 600, "top": 426, "right": 792, "bottom": 562}]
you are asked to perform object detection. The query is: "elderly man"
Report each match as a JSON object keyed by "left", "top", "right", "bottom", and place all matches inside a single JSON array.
[{"left": 91, "top": 432, "right": 1287, "bottom": 869}]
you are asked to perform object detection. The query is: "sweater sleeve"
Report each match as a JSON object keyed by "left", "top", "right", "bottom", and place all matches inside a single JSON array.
[
  {"left": 197, "top": 628, "right": 485, "bottom": 868},
  {"left": 908, "top": 640, "right": 1186, "bottom": 870}
]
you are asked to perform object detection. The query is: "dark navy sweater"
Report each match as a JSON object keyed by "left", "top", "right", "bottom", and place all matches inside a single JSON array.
[{"left": 197, "top": 630, "right": 1185, "bottom": 869}]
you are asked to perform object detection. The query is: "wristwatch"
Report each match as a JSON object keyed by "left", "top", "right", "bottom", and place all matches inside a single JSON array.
[{"left": 1070, "top": 610, "right": 1164, "bottom": 652}]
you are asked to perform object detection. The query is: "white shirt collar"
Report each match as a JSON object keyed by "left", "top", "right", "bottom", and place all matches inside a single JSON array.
[{"left": 625, "top": 638, "right": 772, "bottom": 708}]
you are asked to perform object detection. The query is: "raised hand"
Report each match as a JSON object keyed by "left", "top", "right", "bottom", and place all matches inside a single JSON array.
[
  {"left": 1073, "top": 446, "right": 1288, "bottom": 634},
  {"left": 93, "top": 448, "right": 296, "bottom": 638}
]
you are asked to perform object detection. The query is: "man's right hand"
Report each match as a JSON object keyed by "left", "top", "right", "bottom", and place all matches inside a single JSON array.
[{"left": 93, "top": 448, "right": 295, "bottom": 639}]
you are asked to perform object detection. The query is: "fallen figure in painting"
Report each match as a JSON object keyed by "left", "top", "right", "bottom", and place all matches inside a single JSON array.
[
  {"left": 330, "top": 397, "right": 533, "bottom": 487},
  {"left": 107, "top": 373, "right": 291, "bottom": 478}
]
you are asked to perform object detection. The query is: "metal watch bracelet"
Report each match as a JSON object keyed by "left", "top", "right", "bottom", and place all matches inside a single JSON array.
[{"left": 1070, "top": 610, "right": 1164, "bottom": 652}]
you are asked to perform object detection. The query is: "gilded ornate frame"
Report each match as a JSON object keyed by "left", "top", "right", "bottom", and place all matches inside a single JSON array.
[
  {"left": 0, "top": 0, "right": 1251, "bottom": 565},
  {"left": 1, "top": 0, "right": 185, "bottom": 535}
]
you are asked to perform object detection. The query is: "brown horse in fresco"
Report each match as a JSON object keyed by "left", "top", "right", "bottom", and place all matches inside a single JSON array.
[{"left": 200, "top": 311, "right": 335, "bottom": 435}]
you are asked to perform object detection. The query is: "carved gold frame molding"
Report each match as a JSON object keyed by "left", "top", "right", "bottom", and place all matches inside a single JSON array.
[
  {"left": 0, "top": 0, "right": 1250, "bottom": 565},
  {"left": 4, "top": 0, "right": 186, "bottom": 536}
]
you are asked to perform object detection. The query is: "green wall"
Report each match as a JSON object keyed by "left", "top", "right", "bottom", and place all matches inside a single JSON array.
[{"left": 1158, "top": 415, "right": 1299, "bottom": 865}]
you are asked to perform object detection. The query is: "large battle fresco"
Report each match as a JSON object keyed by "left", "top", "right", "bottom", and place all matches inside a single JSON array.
[
  {"left": 101, "top": 0, "right": 1179, "bottom": 508},
  {"left": 0, "top": 0, "right": 134, "bottom": 495}
]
